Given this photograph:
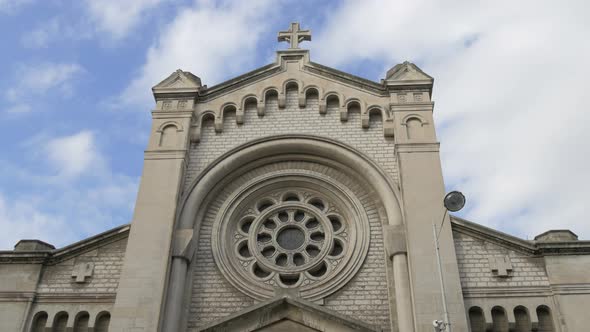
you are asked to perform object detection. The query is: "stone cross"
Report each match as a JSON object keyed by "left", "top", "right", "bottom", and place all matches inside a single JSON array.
[
  {"left": 72, "top": 262, "right": 94, "bottom": 283},
  {"left": 488, "top": 256, "right": 513, "bottom": 277},
  {"left": 278, "top": 22, "right": 311, "bottom": 49}
]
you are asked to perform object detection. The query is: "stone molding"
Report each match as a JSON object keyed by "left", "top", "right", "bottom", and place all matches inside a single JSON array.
[
  {"left": 198, "top": 295, "right": 380, "bottom": 332},
  {"left": 451, "top": 216, "right": 590, "bottom": 256},
  {"left": 0, "top": 225, "right": 129, "bottom": 265}
]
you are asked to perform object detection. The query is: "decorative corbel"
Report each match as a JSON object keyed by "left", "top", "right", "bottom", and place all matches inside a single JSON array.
[{"left": 383, "top": 225, "right": 407, "bottom": 259}]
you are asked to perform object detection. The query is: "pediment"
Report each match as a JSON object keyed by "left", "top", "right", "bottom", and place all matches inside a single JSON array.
[
  {"left": 386, "top": 61, "right": 433, "bottom": 82},
  {"left": 199, "top": 295, "right": 380, "bottom": 332},
  {"left": 152, "top": 69, "right": 202, "bottom": 97}
]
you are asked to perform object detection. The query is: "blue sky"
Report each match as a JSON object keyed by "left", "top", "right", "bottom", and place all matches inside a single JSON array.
[{"left": 1, "top": 0, "right": 589, "bottom": 249}]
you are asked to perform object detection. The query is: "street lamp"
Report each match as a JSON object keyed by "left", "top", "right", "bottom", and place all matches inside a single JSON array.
[{"left": 433, "top": 191, "right": 466, "bottom": 332}]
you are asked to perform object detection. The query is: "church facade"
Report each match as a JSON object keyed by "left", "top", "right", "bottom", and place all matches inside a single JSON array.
[{"left": 1, "top": 23, "right": 589, "bottom": 332}]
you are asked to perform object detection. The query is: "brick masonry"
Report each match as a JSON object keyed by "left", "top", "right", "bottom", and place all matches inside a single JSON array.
[
  {"left": 453, "top": 232, "right": 549, "bottom": 289},
  {"left": 187, "top": 157, "right": 392, "bottom": 330},
  {"left": 183, "top": 88, "right": 398, "bottom": 193},
  {"left": 37, "top": 238, "right": 128, "bottom": 294}
]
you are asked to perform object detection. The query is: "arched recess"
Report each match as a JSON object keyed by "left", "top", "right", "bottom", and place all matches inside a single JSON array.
[
  {"left": 191, "top": 111, "right": 215, "bottom": 143},
  {"left": 342, "top": 98, "right": 363, "bottom": 122},
  {"left": 94, "top": 311, "right": 111, "bottom": 332},
  {"left": 323, "top": 93, "right": 341, "bottom": 116},
  {"left": 514, "top": 306, "right": 531, "bottom": 332},
  {"left": 241, "top": 95, "right": 258, "bottom": 122},
  {"left": 157, "top": 122, "right": 182, "bottom": 148},
  {"left": 161, "top": 135, "right": 412, "bottom": 332},
  {"left": 73, "top": 311, "right": 90, "bottom": 332},
  {"left": 536, "top": 305, "right": 554, "bottom": 332},
  {"left": 468, "top": 306, "right": 486, "bottom": 332},
  {"left": 217, "top": 102, "right": 238, "bottom": 130},
  {"left": 52, "top": 311, "right": 69, "bottom": 332},
  {"left": 31, "top": 311, "right": 48, "bottom": 332},
  {"left": 363, "top": 105, "right": 385, "bottom": 129},
  {"left": 303, "top": 86, "right": 320, "bottom": 111},
  {"left": 402, "top": 114, "right": 428, "bottom": 140},
  {"left": 491, "top": 306, "right": 509, "bottom": 332},
  {"left": 260, "top": 87, "right": 279, "bottom": 116},
  {"left": 281, "top": 80, "right": 300, "bottom": 108}
]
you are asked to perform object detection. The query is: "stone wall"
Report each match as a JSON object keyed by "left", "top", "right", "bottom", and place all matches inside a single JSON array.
[
  {"left": 183, "top": 89, "right": 398, "bottom": 192},
  {"left": 453, "top": 231, "right": 549, "bottom": 289},
  {"left": 186, "top": 91, "right": 396, "bottom": 331},
  {"left": 38, "top": 237, "right": 128, "bottom": 294}
]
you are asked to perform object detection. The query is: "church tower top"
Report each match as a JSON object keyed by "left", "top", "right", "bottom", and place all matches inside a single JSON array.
[{"left": 277, "top": 22, "right": 311, "bottom": 49}]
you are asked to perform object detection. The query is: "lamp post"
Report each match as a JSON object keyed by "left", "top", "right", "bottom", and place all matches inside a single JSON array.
[{"left": 432, "top": 191, "right": 466, "bottom": 332}]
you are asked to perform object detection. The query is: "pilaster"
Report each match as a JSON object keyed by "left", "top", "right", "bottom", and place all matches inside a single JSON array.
[
  {"left": 111, "top": 70, "right": 199, "bottom": 331},
  {"left": 387, "top": 62, "right": 468, "bottom": 331}
]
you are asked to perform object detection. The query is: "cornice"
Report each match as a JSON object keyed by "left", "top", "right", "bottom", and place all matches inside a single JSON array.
[
  {"left": 451, "top": 216, "right": 590, "bottom": 256},
  {"left": 462, "top": 286, "right": 553, "bottom": 298},
  {"left": 0, "top": 224, "right": 130, "bottom": 265},
  {"left": 395, "top": 142, "right": 440, "bottom": 153}
]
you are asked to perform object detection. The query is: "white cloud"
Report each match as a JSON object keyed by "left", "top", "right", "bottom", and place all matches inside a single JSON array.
[
  {"left": 84, "top": 0, "right": 167, "bottom": 40},
  {"left": 314, "top": 0, "right": 590, "bottom": 239},
  {"left": 6, "top": 62, "right": 84, "bottom": 101},
  {"left": 0, "top": 130, "right": 139, "bottom": 249},
  {"left": 21, "top": 17, "right": 92, "bottom": 49},
  {"left": 120, "top": 0, "right": 278, "bottom": 106},
  {"left": 44, "top": 131, "right": 104, "bottom": 179},
  {"left": 0, "top": 193, "right": 72, "bottom": 249},
  {"left": 0, "top": 0, "right": 32, "bottom": 14}
]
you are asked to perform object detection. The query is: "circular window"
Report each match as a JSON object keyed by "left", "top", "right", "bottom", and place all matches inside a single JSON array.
[
  {"left": 212, "top": 174, "right": 370, "bottom": 302},
  {"left": 242, "top": 201, "right": 339, "bottom": 286}
]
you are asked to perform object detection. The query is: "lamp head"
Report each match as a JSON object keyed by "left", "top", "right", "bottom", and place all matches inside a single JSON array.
[{"left": 444, "top": 191, "right": 466, "bottom": 212}]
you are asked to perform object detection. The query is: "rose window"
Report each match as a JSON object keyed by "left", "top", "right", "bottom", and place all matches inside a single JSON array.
[
  {"left": 213, "top": 180, "right": 370, "bottom": 301},
  {"left": 235, "top": 193, "right": 347, "bottom": 288}
]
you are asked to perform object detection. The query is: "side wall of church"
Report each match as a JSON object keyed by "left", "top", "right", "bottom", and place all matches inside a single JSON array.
[
  {"left": 3, "top": 237, "right": 128, "bottom": 331},
  {"left": 453, "top": 230, "right": 556, "bottom": 328},
  {"left": 185, "top": 90, "right": 396, "bottom": 330}
]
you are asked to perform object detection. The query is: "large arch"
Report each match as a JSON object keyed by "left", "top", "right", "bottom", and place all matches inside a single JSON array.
[{"left": 161, "top": 135, "right": 412, "bottom": 331}]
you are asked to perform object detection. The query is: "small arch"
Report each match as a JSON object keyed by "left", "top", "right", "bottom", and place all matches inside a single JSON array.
[
  {"left": 261, "top": 87, "right": 280, "bottom": 102},
  {"left": 94, "top": 311, "right": 111, "bottom": 332},
  {"left": 402, "top": 114, "right": 427, "bottom": 140},
  {"left": 241, "top": 95, "right": 258, "bottom": 121},
  {"left": 156, "top": 120, "right": 184, "bottom": 133},
  {"left": 191, "top": 111, "right": 216, "bottom": 143},
  {"left": 536, "top": 305, "right": 554, "bottom": 332},
  {"left": 514, "top": 306, "right": 531, "bottom": 332},
  {"left": 218, "top": 102, "right": 238, "bottom": 129},
  {"left": 363, "top": 105, "right": 385, "bottom": 129},
  {"left": 491, "top": 306, "right": 509, "bottom": 332},
  {"left": 157, "top": 122, "right": 181, "bottom": 148},
  {"left": 303, "top": 85, "right": 322, "bottom": 98},
  {"left": 74, "top": 311, "right": 90, "bottom": 332},
  {"left": 282, "top": 79, "right": 301, "bottom": 94},
  {"left": 303, "top": 87, "right": 320, "bottom": 112},
  {"left": 31, "top": 311, "right": 48, "bottom": 332},
  {"left": 282, "top": 80, "right": 300, "bottom": 108},
  {"left": 324, "top": 93, "right": 340, "bottom": 116},
  {"left": 342, "top": 98, "right": 363, "bottom": 122},
  {"left": 261, "top": 88, "right": 279, "bottom": 115},
  {"left": 401, "top": 113, "right": 428, "bottom": 125},
  {"left": 52, "top": 311, "right": 69, "bottom": 332},
  {"left": 468, "top": 306, "right": 486, "bottom": 332}
]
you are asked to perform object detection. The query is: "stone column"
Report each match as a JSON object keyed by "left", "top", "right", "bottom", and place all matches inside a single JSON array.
[{"left": 111, "top": 72, "right": 199, "bottom": 331}]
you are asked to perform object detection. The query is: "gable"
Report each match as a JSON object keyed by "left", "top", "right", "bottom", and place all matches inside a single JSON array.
[{"left": 199, "top": 296, "right": 380, "bottom": 332}]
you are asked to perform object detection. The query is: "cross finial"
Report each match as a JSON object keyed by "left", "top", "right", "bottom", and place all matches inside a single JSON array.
[{"left": 278, "top": 22, "right": 311, "bottom": 49}]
